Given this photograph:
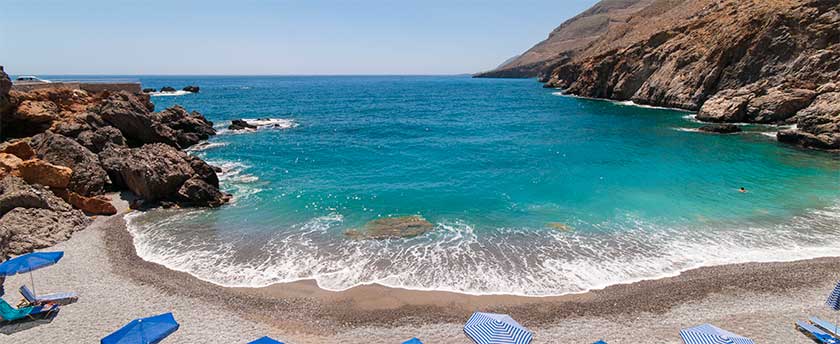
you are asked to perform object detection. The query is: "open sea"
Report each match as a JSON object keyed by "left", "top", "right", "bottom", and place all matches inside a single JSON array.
[{"left": 56, "top": 75, "right": 840, "bottom": 296}]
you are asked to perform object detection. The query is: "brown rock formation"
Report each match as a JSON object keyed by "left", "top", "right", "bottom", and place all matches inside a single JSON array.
[
  {"left": 30, "top": 131, "right": 111, "bottom": 196},
  {"left": 17, "top": 159, "right": 73, "bottom": 188},
  {"left": 52, "top": 189, "right": 117, "bottom": 215},
  {"left": 0, "top": 153, "right": 23, "bottom": 177}
]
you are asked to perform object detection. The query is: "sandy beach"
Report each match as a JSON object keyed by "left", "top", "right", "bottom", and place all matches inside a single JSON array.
[{"left": 0, "top": 193, "right": 836, "bottom": 343}]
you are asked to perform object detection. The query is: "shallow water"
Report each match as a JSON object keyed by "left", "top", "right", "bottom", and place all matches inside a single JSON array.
[{"left": 76, "top": 75, "right": 839, "bottom": 296}]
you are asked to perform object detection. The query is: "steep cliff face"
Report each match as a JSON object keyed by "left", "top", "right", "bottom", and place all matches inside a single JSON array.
[
  {"left": 474, "top": 0, "right": 659, "bottom": 78},
  {"left": 544, "top": 0, "right": 839, "bottom": 149}
]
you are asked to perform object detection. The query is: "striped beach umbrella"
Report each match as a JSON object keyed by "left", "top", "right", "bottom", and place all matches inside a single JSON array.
[
  {"left": 463, "top": 312, "right": 532, "bottom": 344},
  {"left": 401, "top": 338, "right": 423, "bottom": 344},
  {"left": 679, "top": 324, "right": 755, "bottom": 344},
  {"left": 826, "top": 280, "right": 840, "bottom": 311}
]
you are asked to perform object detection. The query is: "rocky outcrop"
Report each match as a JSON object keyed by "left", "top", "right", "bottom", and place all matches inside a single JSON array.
[
  {"left": 75, "top": 126, "right": 126, "bottom": 153},
  {"left": 99, "top": 143, "right": 227, "bottom": 206},
  {"left": 0, "top": 153, "right": 23, "bottom": 177},
  {"left": 0, "top": 207, "right": 90, "bottom": 257},
  {"left": 182, "top": 86, "right": 200, "bottom": 93},
  {"left": 160, "top": 86, "right": 176, "bottom": 92},
  {"left": 484, "top": 0, "right": 839, "bottom": 151},
  {"left": 778, "top": 90, "right": 840, "bottom": 150},
  {"left": 476, "top": 0, "right": 658, "bottom": 78},
  {"left": 177, "top": 177, "right": 229, "bottom": 207},
  {"left": 228, "top": 119, "right": 257, "bottom": 131},
  {"left": 95, "top": 92, "right": 214, "bottom": 149},
  {"left": 17, "top": 159, "right": 73, "bottom": 188},
  {"left": 30, "top": 131, "right": 110, "bottom": 196},
  {"left": 345, "top": 216, "right": 434, "bottom": 240},
  {"left": 698, "top": 124, "right": 742, "bottom": 134},
  {"left": 142, "top": 88, "right": 157, "bottom": 93},
  {"left": 150, "top": 105, "right": 215, "bottom": 148}
]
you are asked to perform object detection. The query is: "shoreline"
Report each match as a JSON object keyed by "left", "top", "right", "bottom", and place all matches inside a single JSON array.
[{"left": 5, "top": 194, "right": 839, "bottom": 342}]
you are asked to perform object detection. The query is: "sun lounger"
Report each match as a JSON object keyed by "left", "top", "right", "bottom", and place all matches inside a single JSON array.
[
  {"left": 0, "top": 301, "right": 60, "bottom": 335},
  {"left": 796, "top": 320, "right": 840, "bottom": 344},
  {"left": 811, "top": 317, "right": 840, "bottom": 337},
  {"left": 19, "top": 285, "right": 78, "bottom": 306}
]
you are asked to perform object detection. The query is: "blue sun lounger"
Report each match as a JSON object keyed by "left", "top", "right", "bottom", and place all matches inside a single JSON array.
[
  {"left": 796, "top": 320, "right": 840, "bottom": 344},
  {"left": 20, "top": 285, "right": 78, "bottom": 306},
  {"left": 811, "top": 317, "right": 840, "bottom": 337}
]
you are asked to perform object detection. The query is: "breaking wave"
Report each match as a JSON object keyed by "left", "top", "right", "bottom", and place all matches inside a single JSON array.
[
  {"left": 125, "top": 202, "right": 840, "bottom": 296},
  {"left": 149, "top": 90, "right": 193, "bottom": 97}
]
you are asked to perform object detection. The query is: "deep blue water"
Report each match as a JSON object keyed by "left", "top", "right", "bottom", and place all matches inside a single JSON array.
[{"left": 55, "top": 75, "right": 840, "bottom": 295}]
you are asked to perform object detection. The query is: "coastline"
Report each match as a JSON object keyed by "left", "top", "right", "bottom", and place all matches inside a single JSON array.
[{"left": 5, "top": 193, "right": 837, "bottom": 342}]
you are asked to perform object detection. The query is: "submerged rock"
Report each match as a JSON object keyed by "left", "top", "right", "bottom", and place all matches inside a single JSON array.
[
  {"left": 547, "top": 222, "right": 573, "bottom": 231},
  {"left": 182, "top": 85, "right": 200, "bottom": 93},
  {"left": 345, "top": 215, "right": 434, "bottom": 240},
  {"left": 698, "top": 124, "right": 742, "bottom": 134},
  {"left": 228, "top": 119, "right": 258, "bottom": 131}
]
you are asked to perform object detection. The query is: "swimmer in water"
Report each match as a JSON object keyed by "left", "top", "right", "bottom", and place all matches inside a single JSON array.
[{"left": 739, "top": 187, "right": 747, "bottom": 193}]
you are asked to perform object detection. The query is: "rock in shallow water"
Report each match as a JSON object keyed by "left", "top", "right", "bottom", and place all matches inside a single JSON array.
[
  {"left": 345, "top": 215, "right": 434, "bottom": 240},
  {"left": 698, "top": 124, "right": 742, "bottom": 134},
  {"left": 228, "top": 119, "right": 257, "bottom": 131}
]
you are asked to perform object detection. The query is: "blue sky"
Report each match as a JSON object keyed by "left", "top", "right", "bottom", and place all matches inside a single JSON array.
[{"left": 2, "top": 0, "right": 598, "bottom": 75}]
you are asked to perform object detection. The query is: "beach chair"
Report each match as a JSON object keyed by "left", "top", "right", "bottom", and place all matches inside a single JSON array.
[
  {"left": 811, "top": 317, "right": 840, "bottom": 337},
  {"left": 0, "top": 299, "right": 60, "bottom": 335},
  {"left": 19, "top": 285, "right": 78, "bottom": 306},
  {"left": 796, "top": 320, "right": 840, "bottom": 344}
]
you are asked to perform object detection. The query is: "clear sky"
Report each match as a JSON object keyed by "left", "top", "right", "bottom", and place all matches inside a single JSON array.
[{"left": 2, "top": 0, "right": 599, "bottom": 75}]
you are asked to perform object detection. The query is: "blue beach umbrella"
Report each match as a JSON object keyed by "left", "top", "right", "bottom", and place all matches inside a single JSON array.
[
  {"left": 679, "top": 324, "right": 755, "bottom": 344},
  {"left": 249, "top": 337, "right": 285, "bottom": 344},
  {"left": 402, "top": 338, "right": 423, "bottom": 344},
  {"left": 0, "top": 251, "right": 64, "bottom": 297},
  {"left": 101, "top": 312, "right": 180, "bottom": 344},
  {"left": 463, "top": 312, "right": 533, "bottom": 344}
]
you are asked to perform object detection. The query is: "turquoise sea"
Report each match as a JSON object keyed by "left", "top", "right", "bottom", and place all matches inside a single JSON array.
[{"left": 65, "top": 75, "right": 840, "bottom": 295}]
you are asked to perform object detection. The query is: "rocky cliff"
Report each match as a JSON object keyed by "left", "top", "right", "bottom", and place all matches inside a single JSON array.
[
  {"left": 0, "top": 66, "right": 228, "bottom": 260},
  {"left": 482, "top": 0, "right": 840, "bottom": 150},
  {"left": 475, "top": 0, "right": 661, "bottom": 78}
]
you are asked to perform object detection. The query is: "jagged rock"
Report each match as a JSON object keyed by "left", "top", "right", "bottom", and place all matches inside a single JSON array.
[
  {"left": 142, "top": 88, "right": 157, "bottom": 93},
  {"left": 185, "top": 155, "right": 219, "bottom": 187},
  {"left": 0, "top": 175, "right": 75, "bottom": 217},
  {"left": 99, "top": 143, "right": 193, "bottom": 201},
  {"left": 0, "top": 207, "right": 90, "bottom": 257},
  {"left": 14, "top": 100, "right": 59, "bottom": 123},
  {"left": 0, "top": 153, "right": 23, "bottom": 176},
  {"left": 52, "top": 189, "right": 117, "bottom": 215},
  {"left": 698, "top": 124, "right": 742, "bottom": 134},
  {"left": 228, "top": 119, "right": 257, "bottom": 131},
  {"left": 345, "top": 215, "right": 434, "bottom": 240},
  {"left": 746, "top": 88, "right": 817, "bottom": 123},
  {"left": 95, "top": 92, "right": 214, "bottom": 149},
  {"left": 17, "top": 159, "right": 73, "bottom": 188},
  {"left": 29, "top": 131, "right": 110, "bottom": 196},
  {"left": 160, "top": 86, "right": 176, "bottom": 92},
  {"left": 696, "top": 88, "right": 755, "bottom": 123},
  {"left": 182, "top": 85, "right": 200, "bottom": 93},
  {"left": 150, "top": 105, "right": 215, "bottom": 148},
  {"left": 0, "top": 140, "right": 36, "bottom": 160},
  {"left": 95, "top": 91, "right": 179, "bottom": 147},
  {"left": 75, "top": 126, "right": 126, "bottom": 153},
  {"left": 177, "top": 177, "right": 228, "bottom": 207},
  {"left": 99, "top": 143, "right": 223, "bottom": 206},
  {"left": 778, "top": 91, "right": 840, "bottom": 149},
  {"left": 0, "top": 66, "right": 12, "bottom": 118}
]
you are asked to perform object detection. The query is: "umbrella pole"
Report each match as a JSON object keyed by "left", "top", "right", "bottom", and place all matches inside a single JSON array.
[{"left": 29, "top": 270, "right": 36, "bottom": 298}]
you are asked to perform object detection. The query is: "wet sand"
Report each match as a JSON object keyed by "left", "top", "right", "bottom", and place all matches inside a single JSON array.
[{"left": 4, "top": 194, "right": 838, "bottom": 343}]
